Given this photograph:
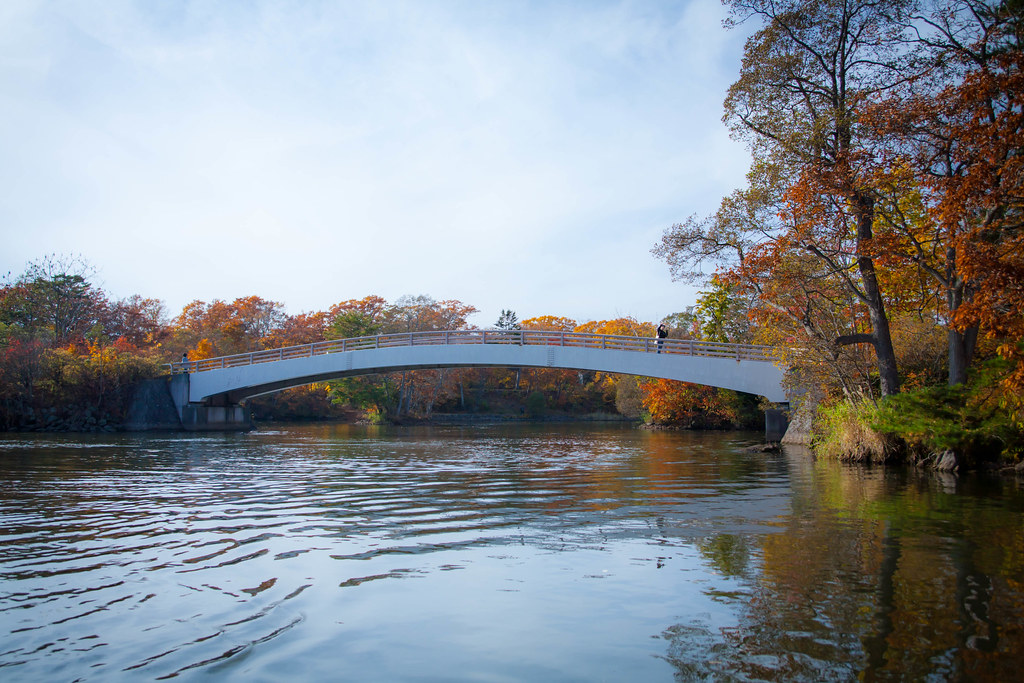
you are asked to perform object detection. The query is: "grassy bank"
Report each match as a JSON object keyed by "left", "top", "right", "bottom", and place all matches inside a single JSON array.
[{"left": 811, "top": 385, "right": 1024, "bottom": 472}]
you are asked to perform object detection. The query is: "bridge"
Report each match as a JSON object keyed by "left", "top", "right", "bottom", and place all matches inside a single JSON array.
[{"left": 158, "top": 329, "right": 788, "bottom": 433}]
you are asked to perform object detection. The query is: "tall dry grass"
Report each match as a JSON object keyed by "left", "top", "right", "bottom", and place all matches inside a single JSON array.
[{"left": 812, "top": 397, "right": 897, "bottom": 463}]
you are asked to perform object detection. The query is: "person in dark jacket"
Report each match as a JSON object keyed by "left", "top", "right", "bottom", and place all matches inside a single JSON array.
[{"left": 656, "top": 323, "right": 668, "bottom": 353}]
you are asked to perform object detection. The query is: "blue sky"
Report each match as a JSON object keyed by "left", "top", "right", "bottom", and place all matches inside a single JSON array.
[{"left": 1, "top": 0, "right": 751, "bottom": 327}]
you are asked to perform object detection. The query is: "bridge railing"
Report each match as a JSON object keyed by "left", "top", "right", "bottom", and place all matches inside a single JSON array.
[{"left": 167, "top": 329, "right": 776, "bottom": 374}]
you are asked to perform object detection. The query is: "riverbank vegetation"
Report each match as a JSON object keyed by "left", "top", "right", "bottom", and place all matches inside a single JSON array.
[
  {"left": 654, "top": 0, "right": 1024, "bottom": 467},
  {"left": 1, "top": 256, "right": 762, "bottom": 431}
]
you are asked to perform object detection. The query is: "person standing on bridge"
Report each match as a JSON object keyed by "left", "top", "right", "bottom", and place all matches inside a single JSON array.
[{"left": 656, "top": 323, "right": 668, "bottom": 353}]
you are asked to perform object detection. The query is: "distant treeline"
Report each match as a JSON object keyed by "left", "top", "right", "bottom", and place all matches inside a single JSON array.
[{"left": 0, "top": 256, "right": 762, "bottom": 431}]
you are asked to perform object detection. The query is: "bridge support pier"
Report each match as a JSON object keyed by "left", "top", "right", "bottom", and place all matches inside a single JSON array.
[
  {"left": 168, "top": 374, "right": 253, "bottom": 431},
  {"left": 178, "top": 403, "right": 252, "bottom": 431},
  {"left": 765, "top": 405, "right": 789, "bottom": 443}
]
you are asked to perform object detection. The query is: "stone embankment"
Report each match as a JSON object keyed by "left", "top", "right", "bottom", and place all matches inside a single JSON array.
[{"left": 8, "top": 406, "right": 118, "bottom": 432}]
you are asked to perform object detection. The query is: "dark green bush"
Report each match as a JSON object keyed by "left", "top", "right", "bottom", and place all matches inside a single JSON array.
[
  {"left": 872, "top": 383, "right": 1024, "bottom": 464},
  {"left": 525, "top": 391, "right": 546, "bottom": 418}
]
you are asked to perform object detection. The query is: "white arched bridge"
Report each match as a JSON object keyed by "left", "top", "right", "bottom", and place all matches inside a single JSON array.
[{"left": 160, "top": 329, "right": 787, "bottom": 432}]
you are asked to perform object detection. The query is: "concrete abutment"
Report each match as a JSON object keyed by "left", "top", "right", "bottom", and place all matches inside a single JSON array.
[
  {"left": 125, "top": 374, "right": 252, "bottom": 432},
  {"left": 765, "top": 406, "right": 790, "bottom": 443}
]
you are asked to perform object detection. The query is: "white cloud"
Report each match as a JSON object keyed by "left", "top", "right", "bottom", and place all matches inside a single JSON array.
[{"left": 0, "top": 0, "right": 751, "bottom": 326}]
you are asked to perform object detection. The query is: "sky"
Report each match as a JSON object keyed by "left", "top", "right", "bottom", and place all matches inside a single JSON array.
[{"left": 0, "top": 0, "right": 753, "bottom": 328}]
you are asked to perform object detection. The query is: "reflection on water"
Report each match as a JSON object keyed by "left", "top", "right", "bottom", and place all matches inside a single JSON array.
[{"left": 0, "top": 424, "right": 1021, "bottom": 681}]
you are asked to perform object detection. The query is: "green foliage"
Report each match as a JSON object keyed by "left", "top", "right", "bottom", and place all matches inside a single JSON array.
[
  {"left": 495, "top": 309, "right": 520, "bottom": 331},
  {"left": 329, "top": 310, "right": 381, "bottom": 339},
  {"left": 815, "top": 363, "right": 1024, "bottom": 466},
  {"left": 363, "top": 406, "right": 388, "bottom": 424},
  {"left": 872, "top": 381, "right": 1024, "bottom": 464},
  {"left": 694, "top": 276, "right": 752, "bottom": 343},
  {"left": 1, "top": 255, "right": 102, "bottom": 344},
  {"left": 660, "top": 309, "right": 698, "bottom": 338},
  {"left": 327, "top": 375, "right": 394, "bottom": 415},
  {"left": 697, "top": 534, "right": 751, "bottom": 578},
  {"left": 525, "top": 391, "right": 546, "bottom": 418}
]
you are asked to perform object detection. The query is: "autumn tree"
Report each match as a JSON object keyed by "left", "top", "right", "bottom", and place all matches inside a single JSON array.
[
  {"left": 328, "top": 295, "right": 389, "bottom": 327},
  {"left": 0, "top": 255, "right": 105, "bottom": 345},
  {"left": 0, "top": 334, "right": 46, "bottom": 429},
  {"left": 640, "top": 284, "right": 763, "bottom": 428},
  {"left": 1, "top": 256, "right": 103, "bottom": 428},
  {"left": 381, "top": 295, "right": 478, "bottom": 334},
  {"left": 231, "top": 295, "right": 287, "bottom": 345},
  {"left": 656, "top": 0, "right": 922, "bottom": 397},
  {"left": 852, "top": 0, "right": 1024, "bottom": 387},
  {"left": 102, "top": 295, "right": 169, "bottom": 349},
  {"left": 325, "top": 295, "right": 478, "bottom": 420},
  {"left": 263, "top": 311, "right": 329, "bottom": 347},
  {"left": 172, "top": 296, "right": 286, "bottom": 357},
  {"left": 949, "top": 18, "right": 1024, "bottom": 400},
  {"left": 641, "top": 379, "right": 746, "bottom": 429},
  {"left": 0, "top": 256, "right": 170, "bottom": 429},
  {"left": 533, "top": 317, "right": 660, "bottom": 415},
  {"left": 390, "top": 297, "right": 478, "bottom": 417},
  {"left": 899, "top": 0, "right": 1024, "bottom": 420},
  {"left": 521, "top": 315, "right": 576, "bottom": 333}
]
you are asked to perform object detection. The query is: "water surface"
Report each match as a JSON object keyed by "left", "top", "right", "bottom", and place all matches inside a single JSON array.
[{"left": 1, "top": 424, "right": 1022, "bottom": 680}]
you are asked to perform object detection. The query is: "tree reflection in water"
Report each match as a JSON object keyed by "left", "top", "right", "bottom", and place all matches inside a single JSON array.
[{"left": 659, "top": 452, "right": 1024, "bottom": 681}]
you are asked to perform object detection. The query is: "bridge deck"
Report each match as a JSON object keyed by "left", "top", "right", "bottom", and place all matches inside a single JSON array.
[
  {"left": 170, "top": 329, "right": 775, "bottom": 374},
  {"left": 159, "top": 331, "right": 787, "bottom": 431}
]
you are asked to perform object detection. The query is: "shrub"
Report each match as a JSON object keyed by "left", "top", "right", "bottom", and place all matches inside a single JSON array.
[
  {"left": 614, "top": 376, "right": 644, "bottom": 419},
  {"left": 872, "top": 384, "right": 1023, "bottom": 465}
]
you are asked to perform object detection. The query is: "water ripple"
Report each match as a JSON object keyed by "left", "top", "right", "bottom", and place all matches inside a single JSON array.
[{"left": 6, "top": 425, "right": 1007, "bottom": 680}]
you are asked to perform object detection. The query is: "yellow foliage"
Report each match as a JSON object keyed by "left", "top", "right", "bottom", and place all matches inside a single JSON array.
[
  {"left": 522, "top": 315, "right": 577, "bottom": 331},
  {"left": 191, "top": 338, "right": 215, "bottom": 360}
]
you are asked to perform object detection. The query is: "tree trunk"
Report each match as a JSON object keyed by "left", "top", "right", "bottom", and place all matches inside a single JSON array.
[
  {"left": 949, "top": 326, "right": 979, "bottom": 386},
  {"left": 856, "top": 194, "right": 901, "bottom": 396},
  {"left": 396, "top": 372, "right": 408, "bottom": 417},
  {"left": 947, "top": 250, "right": 979, "bottom": 386}
]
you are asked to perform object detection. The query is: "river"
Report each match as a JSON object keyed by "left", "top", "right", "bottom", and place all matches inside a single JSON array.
[{"left": 1, "top": 423, "right": 1022, "bottom": 681}]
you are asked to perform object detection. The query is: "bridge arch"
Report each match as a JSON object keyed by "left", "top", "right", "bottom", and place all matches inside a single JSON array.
[{"left": 171, "top": 330, "right": 786, "bottom": 410}]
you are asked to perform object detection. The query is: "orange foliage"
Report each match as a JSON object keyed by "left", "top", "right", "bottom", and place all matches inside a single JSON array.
[
  {"left": 263, "top": 311, "right": 328, "bottom": 347},
  {"left": 172, "top": 296, "right": 285, "bottom": 357},
  {"left": 522, "top": 315, "right": 577, "bottom": 331},
  {"left": 944, "top": 51, "right": 1024, "bottom": 395},
  {"left": 641, "top": 379, "right": 740, "bottom": 428},
  {"left": 864, "top": 21, "right": 1024, "bottom": 395},
  {"left": 575, "top": 317, "right": 654, "bottom": 338}
]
